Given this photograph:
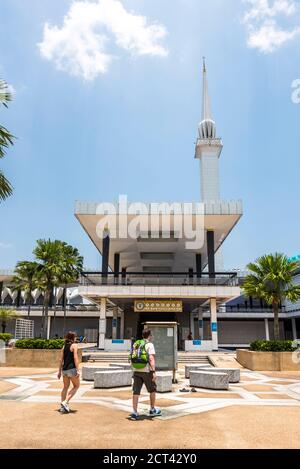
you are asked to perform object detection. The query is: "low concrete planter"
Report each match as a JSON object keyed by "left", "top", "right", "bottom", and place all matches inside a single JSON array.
[
  {"left": 236, "top": 349, "right": 300, "bottom": 371},
  {"left": 156, "top": 372, "right": 173, "bottom": 393},
  {"left": 189, "top": 370, "right": 229, "bottom": 390},
  {"left": 94, "top": 370, "right": 132, "bottom": 388},
  {"left": 0, "top": 348, "right": 82, "bottom": 368}
]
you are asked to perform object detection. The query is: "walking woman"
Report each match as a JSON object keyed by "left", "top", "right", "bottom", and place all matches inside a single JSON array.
[{"left": 57, "top": 331, "right": 80, "bottom": 413}]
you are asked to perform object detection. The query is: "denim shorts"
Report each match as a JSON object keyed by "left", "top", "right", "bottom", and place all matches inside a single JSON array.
[{"left": 62, "top": 368, "right": 78, "bottom": 378}]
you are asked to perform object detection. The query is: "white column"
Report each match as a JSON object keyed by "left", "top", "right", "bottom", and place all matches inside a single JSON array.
[
  {"left": 264, "top": 318, "right": 270, "bottom": 340},
  {"left": 198, "top": 308, "right": 203, "bottom": 340},
  {"left": 210, "top": 298, "right": 218, "bottom": 351},
  {"left": 120, "top": 309, "right": 125, "bottom": 339},
  {"left": 99, "top": 298, "right": 107, "bottom": 349},
  {"left": 112, "top": 306, "right": 118, "bottom": 339},
  {"left": 292, "top": 318, "right": 297, "bottom": 340},
  {"left": 46, "top": 316, "right": 51, "bottom": 340}
]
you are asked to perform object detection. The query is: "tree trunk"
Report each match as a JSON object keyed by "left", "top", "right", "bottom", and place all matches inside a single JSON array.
[
  {"left": 62, "top": 288, "right": 67, "bottom": 337},
  {"left": 273, "top": 300, "right": 280, "bottom": 340},
  {"left": 27, "top": 290, "right": 32, "bottom": 318},
  {"left": 1, "top": 322, "right": 6, "bottom": 333},
  {"left": 52, "top": 286, "right": 57, "bottom": 338},
  {"left": 43, "top": 289, "right": 51, "bottom": 339}
]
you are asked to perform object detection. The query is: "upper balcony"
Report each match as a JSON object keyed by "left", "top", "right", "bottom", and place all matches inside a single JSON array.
[{"left": 79, "top": 271, "right": 241, "bottom": 287}]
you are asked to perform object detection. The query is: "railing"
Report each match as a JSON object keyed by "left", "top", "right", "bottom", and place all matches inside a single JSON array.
[
  {"left": 80, "top": 271, "right": 240, "bottom": 287},
  {"left": 0, "top": 304, "right": 99, "bottom": 311}
]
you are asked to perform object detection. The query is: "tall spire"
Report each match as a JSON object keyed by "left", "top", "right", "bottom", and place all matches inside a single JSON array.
[
  {"left": 198, "top": 58, "right": 216, "bottom": 140},
  {"left": 202, "top": 57, "right": 212, "bottom": 121}
]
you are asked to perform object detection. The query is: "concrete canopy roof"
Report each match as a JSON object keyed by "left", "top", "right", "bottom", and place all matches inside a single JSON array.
[{"left": 75, "top": 200, "right": 242, "bottom": 273}]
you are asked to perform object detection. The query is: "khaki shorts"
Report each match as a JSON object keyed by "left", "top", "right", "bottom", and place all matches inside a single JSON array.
[{"left": 133, "top": 371, "right": 157, "bottom": 395}]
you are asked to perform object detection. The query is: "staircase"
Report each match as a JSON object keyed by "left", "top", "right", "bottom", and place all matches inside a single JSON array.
[{"left": 85, "top": 351, "right": 211, "bottom": 366}]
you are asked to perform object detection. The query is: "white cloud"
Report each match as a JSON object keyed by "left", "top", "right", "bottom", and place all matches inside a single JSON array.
[
  {"left": 243, "top": 0, "right": 300, "bottom": 53},
  {"left": 38, "top": 0, "right": 168, "bottom": 80}
]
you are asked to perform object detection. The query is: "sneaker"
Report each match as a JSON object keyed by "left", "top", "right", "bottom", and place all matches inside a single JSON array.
[
  {"left": 61, "top": 401, "right": 70, "bottom": 413},
  {"left": 149, "top": 407, "right": 161, "bottom": 417},
  {"left": 129, "top": 412, "right": 139, "bottom": 421}
]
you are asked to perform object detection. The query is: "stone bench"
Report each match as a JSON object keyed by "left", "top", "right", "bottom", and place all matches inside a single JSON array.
[
  {"left": 185, "top": 364, "right": 210, "bottom": 379},
  {"left": 82, "top": 366, "right": 120, "bottom": 381},
  {"left": 94, "top": 370, "right": 132, "bottom": 388},
  {"left": 156, "top": 372, "right": 173, "bottom": 393},
  {"left": 109, "top": 363, "right": 132, "bottom": 371},
  {"left": 189, "top": 371, "right": 229, "bottom": 390},
  {"left": 201, "top": 367, "right": 240, "bottom": 383}
]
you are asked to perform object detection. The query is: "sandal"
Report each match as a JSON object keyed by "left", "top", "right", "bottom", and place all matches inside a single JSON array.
[
  {"left": 190, "top": 387, "right": 197, "bottom": 393},
  {"left": 179, "top": 387, "right": 190, "bottom": 392}
]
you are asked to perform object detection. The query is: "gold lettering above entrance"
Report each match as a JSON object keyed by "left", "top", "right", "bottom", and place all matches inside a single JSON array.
[{"left": 134, "top": 300, "right": 183, "bottom": 313}]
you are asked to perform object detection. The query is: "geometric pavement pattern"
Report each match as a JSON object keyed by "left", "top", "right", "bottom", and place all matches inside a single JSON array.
[{"left": 1, "top": 369, "right": 300, "bottom": 421}]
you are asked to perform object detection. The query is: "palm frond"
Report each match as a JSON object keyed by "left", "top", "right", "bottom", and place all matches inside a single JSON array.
[
  {"left": 0, "top": 170, "right": 13, "bottom": 201},
  {"left": 0, "top": 125, "right": 15, "bottom": 158},
  {"left": 0, "top": 79, "right": 12, "bottom": 107}
]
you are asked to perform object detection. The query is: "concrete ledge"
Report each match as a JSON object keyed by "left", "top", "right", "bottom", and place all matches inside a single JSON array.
[
  {"left": 94, "top": 370, "right": 132, "bottom": 388},
  {"left": 236, "top": 349, "right": 300, "bottom": 371},
  {"left": 82, "top": 366, "right": 120, "bottom": 381},
  {"left": 185, "top": 364, "right": 209, "bottom": 379},
  {"left": 201, "top": 367, "right": 240, "bottom": 383},
  {"left": 190, "top": 370, "right": 229, "bottom": 390},
  {"left": 156, "top": 372, "right": 173, "bottom": 393},
  {"left": 108, "top": 363, "right": 132, "bottom": 370},
  {"left": 0, "top": 348, "right": 82, "bottom": 368}
]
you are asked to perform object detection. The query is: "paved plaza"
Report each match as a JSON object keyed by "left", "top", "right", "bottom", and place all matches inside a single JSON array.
[{"left": 1, "top": 363, "right": 300, "bottom": 448}]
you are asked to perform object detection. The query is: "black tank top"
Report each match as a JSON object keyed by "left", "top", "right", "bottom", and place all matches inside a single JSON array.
[{"left": 63, "top": 343, "right": 76, "bottom": 370}]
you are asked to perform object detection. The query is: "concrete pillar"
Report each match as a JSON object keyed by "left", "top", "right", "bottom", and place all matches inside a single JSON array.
[
  {"left": 112, "top": 306, "right": 118, "bottom": 339},
  {"left": 190, "top": 312, "right": 194, "bottom": 338},
  {"left": 198, "top": 308, "right": 204, "bottom": 340},
  {"left": 120, "top": 309, "right": 125, "bottom": 339},
  {"left": 196, "top": 254, "right": 202, "bottom": 279},
  {"left": 102, "top": 231, "right": 110, "bottom": 285},
  {"left": 47, "top": 316, "right": 51, "bottom": 340},
  {"left": 121, "top": 267, "right": 127, "bottom": 285},
  {"left": 114, "top": 253, "right": 120, "bottom": 285},
  {"left": 98, "top": 298, "right": 107, "bottom": 349},
  {"left": 206, "top": 231, "right": 215, "bottom": 278},
  {"left": 264, "top": 318, "right": 270, "bottom": 340},
  {"left": 292, "top": 318, "right": 297, "bottom": 340},
  {"left": 210, "top": 298, "right": 218, "bottom": 351}
]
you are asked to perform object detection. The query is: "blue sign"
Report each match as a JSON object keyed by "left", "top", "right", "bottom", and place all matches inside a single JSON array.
[
  {"left": 112, "top": 339, "right": 124, "bottom": 344},
  {"left": 193, "top": 340, "right": 202, "bottom": 346},
  {"left": 211, "top": 322, "right": 218, "bottom": 332}
]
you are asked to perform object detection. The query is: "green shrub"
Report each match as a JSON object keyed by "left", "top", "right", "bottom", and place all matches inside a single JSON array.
[
  {"left": 15, "top": 338, "right": 64, "bottom": 349},
  {"left": 250, "top": 340, "right": 294, "bottom": 352},
  {"left": 0, "top": 333, "right": 12, "bottom": 344}
]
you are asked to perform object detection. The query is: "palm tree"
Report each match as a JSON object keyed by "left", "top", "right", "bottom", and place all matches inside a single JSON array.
[
  {"left": 0, "top": 79, "right": 14, "bottom": 201},
  {"left": 243, "top": 253, "right": 300, "bottom": 340},
  {"left": 33, "top": 239, "right": 83, "bottom": 338},
  {"left": 0, "top": 308, "right": 18, "bottom": 333},
  {"left": 12, "top": 261, "right": 39, "bottom": 317}
]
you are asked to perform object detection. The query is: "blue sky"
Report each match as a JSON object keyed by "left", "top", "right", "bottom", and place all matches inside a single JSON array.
[{"left": 0, "top": 0, "right": 300, "bottom": 270}]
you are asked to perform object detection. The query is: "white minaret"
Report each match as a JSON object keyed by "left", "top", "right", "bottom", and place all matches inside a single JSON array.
[
  {"left": 195, "top": 58, "right": 223, "bottom": 202},
  {"left": 195, "top": 59, "right": 224, "bottom": 271}
]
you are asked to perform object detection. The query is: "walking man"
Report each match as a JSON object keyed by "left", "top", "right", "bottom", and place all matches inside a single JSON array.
[{"left": 130, "top": 328, "right": 161, "bottom": 420}]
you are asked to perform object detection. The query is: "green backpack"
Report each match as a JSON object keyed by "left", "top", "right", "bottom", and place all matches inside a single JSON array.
[{"left": 129, "top": 339, "right": 149, "bottom": 370}]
